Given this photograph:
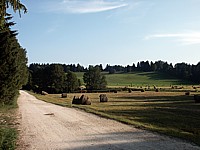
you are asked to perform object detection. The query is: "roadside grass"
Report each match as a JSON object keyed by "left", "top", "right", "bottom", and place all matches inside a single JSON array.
[
  {"left": 30, "top": 93, "right": 73, "bottom": 108},
  {"left": 0, "top": 104, "right": 18, "bottom": 150},
  {"left": 75, "top": 71, "right": 193, "bottom": 87},
  {"left": 32, "top": 90, "right": 200, "bottom": 146}
]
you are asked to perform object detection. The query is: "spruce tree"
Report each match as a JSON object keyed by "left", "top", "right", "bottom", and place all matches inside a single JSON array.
[{"left": 0, "top": 15, "right": 28, "bottom": 105}]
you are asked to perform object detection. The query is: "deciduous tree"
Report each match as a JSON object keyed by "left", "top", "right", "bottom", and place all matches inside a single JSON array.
[
  {"left": 66, "top": 71, "right": 79, "bottom": 93},
  {"left": 83, "top": 66, "right": 107, "bottom": 90}
]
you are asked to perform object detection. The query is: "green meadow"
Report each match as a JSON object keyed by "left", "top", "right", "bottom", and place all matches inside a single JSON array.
[{"left": 76, "top": 71, "right": 193, "bottom": 87}]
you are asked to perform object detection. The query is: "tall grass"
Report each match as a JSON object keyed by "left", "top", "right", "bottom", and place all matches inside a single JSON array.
[{"left": 0, "top": 100, "right": 18, "bottom": 150}]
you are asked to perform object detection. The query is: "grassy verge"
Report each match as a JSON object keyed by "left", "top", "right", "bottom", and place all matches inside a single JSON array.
[
  {"left": 0, "top": 104, "right": 18, "bottom": 150},
  {"left": 31, "top": 91, "right": 200, "bottom": 146}
]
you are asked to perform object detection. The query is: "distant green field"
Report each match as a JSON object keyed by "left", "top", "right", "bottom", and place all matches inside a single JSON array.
[{"left": 75, "top": 72, "right": 192, "bottom": 87}]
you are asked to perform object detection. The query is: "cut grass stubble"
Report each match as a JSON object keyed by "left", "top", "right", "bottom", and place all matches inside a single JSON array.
[{"left": 32, "top": 91, "right": 200, "bottom": 146}]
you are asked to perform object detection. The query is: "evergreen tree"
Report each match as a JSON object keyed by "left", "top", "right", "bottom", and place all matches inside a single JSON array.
[
  {"left": 0, "top": 0, "right": 27, "bottom": 28},
  {"left": 0, "top": 15, "right": 28, "bottom": 104}
]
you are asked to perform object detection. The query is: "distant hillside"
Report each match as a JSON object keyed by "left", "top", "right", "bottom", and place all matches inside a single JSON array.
[{"left": 75, "top": 71, "right": 193, "bottom": 87}]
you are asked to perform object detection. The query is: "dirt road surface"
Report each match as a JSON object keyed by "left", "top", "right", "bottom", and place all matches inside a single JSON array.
[{"left": 17, "top": 91, "right": 200, "bottom": 150}]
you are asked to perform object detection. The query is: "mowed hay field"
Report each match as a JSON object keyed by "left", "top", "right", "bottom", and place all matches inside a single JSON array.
[
  {"left": 32, "top": 72, "right": 200, "bottom": 145},
  {"left": 33, "top": 90, "right": 200, "bottom": 146}
]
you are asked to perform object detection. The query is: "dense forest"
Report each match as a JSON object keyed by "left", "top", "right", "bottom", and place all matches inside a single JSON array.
[{"left": 24, "top": 60, "right": 200, "bottom": 94}]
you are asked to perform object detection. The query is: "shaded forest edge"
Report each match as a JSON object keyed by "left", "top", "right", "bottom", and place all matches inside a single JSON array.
[{"left": 23, "top": 60, "right": 200, "bottom": 94}]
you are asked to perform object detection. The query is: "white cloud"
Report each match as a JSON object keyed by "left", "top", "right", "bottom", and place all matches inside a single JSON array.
[
  {"left": 145, "top": 31, "right": 200, "bottom": 45},
  {"left": 46, "top": 0, "right": 128, "bottom": 14}
]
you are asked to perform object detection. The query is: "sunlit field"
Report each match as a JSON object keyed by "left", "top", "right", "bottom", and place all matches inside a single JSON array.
[
  {"left": 75, "top": 72, "right": 194, "bottom": 87},
  {"left": 32, "top": 89, "right": 200, "bottom": 146}
]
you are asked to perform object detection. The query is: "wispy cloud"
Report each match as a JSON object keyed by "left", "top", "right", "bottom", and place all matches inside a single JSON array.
[
  {"left": 145, "top": 31, "right": 200, "bottom": 45},
  {"left": 45, "top": 0, "right": 128, "bottom": 14}
]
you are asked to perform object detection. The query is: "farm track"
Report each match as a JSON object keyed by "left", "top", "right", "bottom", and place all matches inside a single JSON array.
[{"left": 17, "top": 91, "right": 200, "bottom": 150}]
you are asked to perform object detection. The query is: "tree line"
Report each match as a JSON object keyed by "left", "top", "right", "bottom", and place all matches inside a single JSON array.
[
  {"left": 24, "top": 64, "right": 107, "bottom": 94},
  {"left": 106, "top": 60, "right": 200, "bottom": 83},
  {"left": 25, "top": 61, "right": 200, "bottom": 94}
]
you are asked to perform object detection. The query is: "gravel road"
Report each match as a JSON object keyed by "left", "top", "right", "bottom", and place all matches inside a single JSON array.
[{"left": 17, "top": 90, "right": 200, "bottom": 150}]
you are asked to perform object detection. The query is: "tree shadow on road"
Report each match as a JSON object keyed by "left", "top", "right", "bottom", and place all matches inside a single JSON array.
[{"left": 61, "top": 131, "right": 199, "bottom": 150}]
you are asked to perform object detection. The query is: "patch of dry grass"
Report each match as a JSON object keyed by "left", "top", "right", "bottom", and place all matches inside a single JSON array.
[{"left": 32, "top": 90, "right": 200, "bottom": 146}]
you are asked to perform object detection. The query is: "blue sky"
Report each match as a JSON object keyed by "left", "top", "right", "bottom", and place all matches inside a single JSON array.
[{"left": 12, "top": 0, "right": 200, "bottom": 67}]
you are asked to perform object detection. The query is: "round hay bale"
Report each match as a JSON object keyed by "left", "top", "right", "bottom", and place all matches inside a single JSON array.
[
  {"left": 72, "top": 96, "right": 81, "bottom": 104},
  {"left": 84, "top": 100, "right": 91, "bottom": 105},
  {"left": 80, "top": 95, "right": 89, "bottom": 104},
  {"left": 113, "top": 90, "right": 118, "bottom": 93},
  {"left": 99, "top": 94, "right": 108, "bottom": 102},
  {"left": 41, "top": 91, "right": 48, "bottom": 95},
  {"left": 194, "top": 95, "right": 200, "bottom": 103},
  {"left": 61, "top": 93, "right": 67, "bottom": 98},
  {"left": 185, "top": 92, "right": 190, "bottom": 96}
]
